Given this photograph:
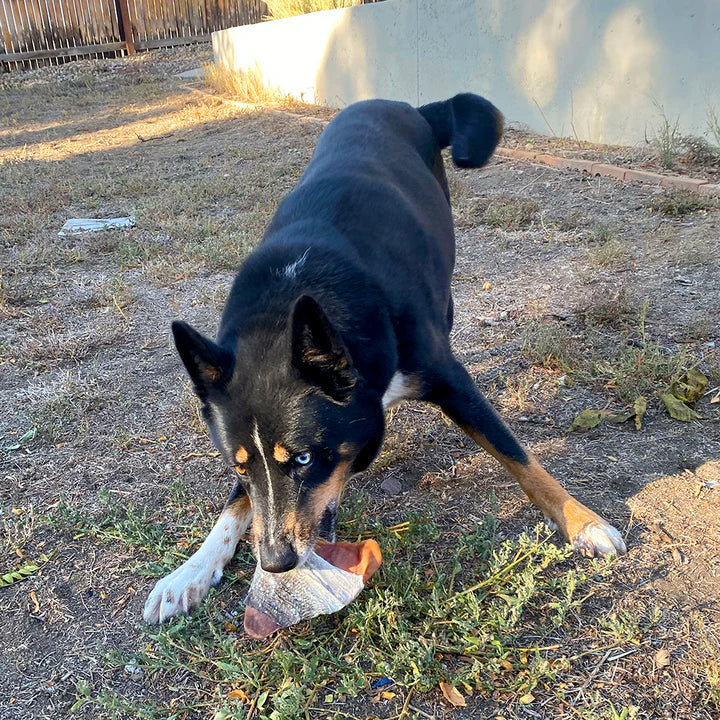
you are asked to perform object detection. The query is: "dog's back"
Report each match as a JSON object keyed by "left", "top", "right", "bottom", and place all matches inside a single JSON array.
[{"left": 233, "top": 96, "right": 503, "bottom": 351}]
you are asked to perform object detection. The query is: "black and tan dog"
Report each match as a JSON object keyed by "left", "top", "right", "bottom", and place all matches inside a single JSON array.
[{"left": 144, "top": 93, "right": 626, "bottom": 624}]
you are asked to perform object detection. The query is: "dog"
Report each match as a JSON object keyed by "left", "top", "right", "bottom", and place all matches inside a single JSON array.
[{"left": 144, "top": 93, "right": 626, "bottom": 624}]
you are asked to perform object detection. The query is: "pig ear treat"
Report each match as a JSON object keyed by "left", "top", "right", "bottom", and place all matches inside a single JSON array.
[{"left": 243, "top": 539, "right": 382, "bottom": 639}]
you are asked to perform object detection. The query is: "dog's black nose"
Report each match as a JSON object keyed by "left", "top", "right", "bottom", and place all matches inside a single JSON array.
[{"left": 260, "top": 543, "right": 298, "bottom": 573}]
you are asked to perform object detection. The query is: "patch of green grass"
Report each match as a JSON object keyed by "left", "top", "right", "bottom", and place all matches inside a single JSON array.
[
  {"left": 524, "top": 303, "right": 697, "bottom": 407},
  {"left": 576, "top": 286, "right": 638, "bottom": 329},
  {"left": 483, "top": 197, "right": 540, "bottom": 230},
  {"left": 650, "top": 190, "right": 719, "bottom": 216},
  {"left": 115, "top": 239, "right": 169, "bottom": 269},
  {"left": 71, "top": 502, "right": 618, "bottom": 719},
  {"left": 587, "top": 236, "right": 630, "bottom": 269},
  {"left": 522, "top": 322, "right": 580, "bottom": 372},
  {"left": 587, "top": 302, "right": 690, "bottom": 404},
  {"left": 591, "top": 341, "right": 689, "bottom": 404},
  {"left": 0, "top": 506, "right": 36, "bottom": 571},
  {"left": 559, "top": 209, "right": 592, "bottom": 231},
  {"left": 49, "top": 484, "right": 223, "bottom": 576}
]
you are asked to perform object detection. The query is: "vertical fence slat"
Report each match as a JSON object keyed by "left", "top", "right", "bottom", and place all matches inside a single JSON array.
[
  {"left": 115, "top": 0, "right": 134, "bottom": 52},
  {"left": 1, "top": 0, "right": 266, "bottom": 66}
]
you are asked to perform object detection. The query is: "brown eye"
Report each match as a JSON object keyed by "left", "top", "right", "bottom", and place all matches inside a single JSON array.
[{"left": 235, "top": 465, "right": 246, "bottom": 475}]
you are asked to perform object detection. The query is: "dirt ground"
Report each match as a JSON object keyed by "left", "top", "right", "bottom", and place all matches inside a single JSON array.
[{"left": 1, "top": 48, "right": 719, "bottom": 720}]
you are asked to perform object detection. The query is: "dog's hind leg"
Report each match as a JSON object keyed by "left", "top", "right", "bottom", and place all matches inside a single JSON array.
[
  {"left": 143, "top": 483, "right": 253, "bottom": 623},
  {"left": 425, "top": 360, "right": 626, "bottom": 557}
]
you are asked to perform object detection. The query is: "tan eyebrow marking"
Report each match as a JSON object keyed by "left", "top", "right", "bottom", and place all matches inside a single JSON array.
[
  {"left": 273, "top": 443, "right": 291, "bottom": 463},
  {"left": 235, "top": 446, "right": 248, "bottom": 464}
]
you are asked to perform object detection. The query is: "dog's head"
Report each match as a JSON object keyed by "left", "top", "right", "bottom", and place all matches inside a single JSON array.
[{"left": 172, "top": 295, "right": 384, "bottom": 573}]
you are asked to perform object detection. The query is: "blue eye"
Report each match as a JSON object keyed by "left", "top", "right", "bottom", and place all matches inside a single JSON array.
[{"left": 295, "top": 452, "right": 312, "bottom": 466}]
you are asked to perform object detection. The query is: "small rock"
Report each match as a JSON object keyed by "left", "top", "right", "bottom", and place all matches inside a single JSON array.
[
  {"left": 124, "top": 659, "right": 143, "bottom": 678},
  {"left": 380, "top": 477, "right": 402, "bottom": 495},
  {"left": 174, "top": 67, "right": 205, "bottom": 80}
]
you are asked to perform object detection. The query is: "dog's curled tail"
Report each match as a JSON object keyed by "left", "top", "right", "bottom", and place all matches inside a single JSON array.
[{"left": 418, "top": 93, "right": 503, "bottom": 168}]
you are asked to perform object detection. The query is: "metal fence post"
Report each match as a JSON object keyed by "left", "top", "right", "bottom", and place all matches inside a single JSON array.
[{"left": 115, "top": 0, "right": 136, "bottom": 54}]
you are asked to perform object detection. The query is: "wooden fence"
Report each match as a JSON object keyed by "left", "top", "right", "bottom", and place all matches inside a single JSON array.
[{"left": 0, "top": 0, "right": 265, "bottom": 68}]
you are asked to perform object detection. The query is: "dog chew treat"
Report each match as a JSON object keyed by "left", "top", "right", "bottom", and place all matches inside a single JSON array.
[{"left": 243, "top": 539, "right": 382, "bottom": 639}]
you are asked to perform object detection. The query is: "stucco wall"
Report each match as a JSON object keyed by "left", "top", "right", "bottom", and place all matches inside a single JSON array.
[{"left": 212, "top": 0, "right": 720, "bottom": 145}]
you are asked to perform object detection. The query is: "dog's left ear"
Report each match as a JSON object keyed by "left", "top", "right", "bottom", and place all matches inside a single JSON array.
[
  {"left": 172, "top": 320, "right": 234, "bottom": 400},
  {"left": 291, "top": 295, "right": 356, "bottom": 404}
]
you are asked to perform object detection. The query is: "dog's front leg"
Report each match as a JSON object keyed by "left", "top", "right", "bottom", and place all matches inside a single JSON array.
[
  {"left": 426, "top": 361, "right": 626, "bottom": 557},
  {"left": 143, "top": 484, "right": 252, "bottom": 623}
]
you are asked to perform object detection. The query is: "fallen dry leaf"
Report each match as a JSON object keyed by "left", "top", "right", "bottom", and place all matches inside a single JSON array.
[
  {"left": 227, "top": 688, "right": 250, "bottom": 703},
  {"left": 634, "top": 396, "right": 647, "bottom": 430},
  {"left": 519, "top": 692, "right": 535, "bottom": 704},
  {"left": 655, "top": 648, "right": 671, "bottom": 669},
  {"left": 672, "top": 369, "right": 707, "bottom": 405},
  {"left": 571, "top": 409, "right": 604, "bottom": 431},
  {"left": 660, "top": 393, "right": 699, "bottom": 422},
  {"left": 440, "top": 681, "right": 466, "bottom": 707}
]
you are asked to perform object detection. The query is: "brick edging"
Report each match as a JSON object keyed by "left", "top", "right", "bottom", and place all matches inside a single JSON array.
[
  {"left": 494, "top": 147, "right": 720, "bottom": 196},
  {"left": 177, "top": 78, "right": 719, "bottom": 197}
]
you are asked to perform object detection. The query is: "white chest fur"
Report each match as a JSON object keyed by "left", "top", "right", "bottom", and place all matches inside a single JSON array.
[{"left": 381, "top": 372, "right": 418, "bottom": 410}]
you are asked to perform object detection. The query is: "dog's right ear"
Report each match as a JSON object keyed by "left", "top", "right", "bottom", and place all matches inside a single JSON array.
[{"left": 171, "top": 321, "right": 234, "bottom": 399}]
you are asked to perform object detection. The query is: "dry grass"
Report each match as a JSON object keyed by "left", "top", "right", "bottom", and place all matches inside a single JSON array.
[
  {"left": 576, "top": 286, "right": 638, "bottom": 329},
  {"left": 650, "top": 189, "right": 720, "bottom": 216},
  {"left": 202, "top": 62, "right": 296, "bottom": 105},
  {"left": 482, "top": 196, "right": 540, "bottom": 230},
  {"left": 264, "top": 0, "right": 362, "bottom": 20}
]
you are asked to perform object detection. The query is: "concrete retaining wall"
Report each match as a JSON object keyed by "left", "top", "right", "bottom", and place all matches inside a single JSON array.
[{"left": 212, "top": 0, "right": 720, "bottom": 145}]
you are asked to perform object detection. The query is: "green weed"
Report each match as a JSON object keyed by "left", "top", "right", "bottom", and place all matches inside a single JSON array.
[
  {"left": 483, "top": 197, "right": 540, "bottom": 230},
  {"left": 69, "top": 502, "right": 617, "bottom": 719},
  {"left": 650, "top": 189, "right": 719, "bottom": 216}
]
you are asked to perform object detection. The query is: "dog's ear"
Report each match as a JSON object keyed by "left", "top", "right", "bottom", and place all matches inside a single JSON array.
[
  {"left": 172, "top": 321, "right": 234, "bottom": 399},
  {"left": 291, "top": 296, "right": 356, "bottom": 404}
]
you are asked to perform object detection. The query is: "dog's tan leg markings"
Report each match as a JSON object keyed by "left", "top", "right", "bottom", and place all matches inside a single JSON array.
[
  {"left": 461, "top": 425, "right": 626, "bottom": 557},
  {"left": 235, "top": 446, "right": 248, "bottom": 464},
  {"left": 428, "top": 363, "right": 625, "bottom": 558},
  {"left": 143, "top": 495, "right": 252, "bottom": 624}
]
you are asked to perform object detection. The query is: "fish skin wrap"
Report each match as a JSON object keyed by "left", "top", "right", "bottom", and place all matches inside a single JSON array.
[{"left": 244, "top": 539, "right": 382, "bottom": 639}]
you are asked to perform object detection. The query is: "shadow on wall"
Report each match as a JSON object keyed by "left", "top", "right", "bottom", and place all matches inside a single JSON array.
[
  {"left": 313, "top": 0, "right": 668, "bottom": 141},
  {"left": 320, "top": 0, "right": 719, "bottom": 143},
  {"left": 415, "top": 0, "right": 668, "bottom": 143},
  {"left": 313, "top": 0, "right": 418, "bottom": 107},
  {"left": 215, "top": 0, "right": 719, "bottom": 143}
]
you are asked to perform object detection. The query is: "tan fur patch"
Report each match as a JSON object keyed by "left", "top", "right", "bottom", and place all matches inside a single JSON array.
[
  {"left": 337, "top": 442, "right": 356, "bottom": 459},
  {"left": 235, "top": 446, "right": 248, "bottom": 464},
  {"left": 226, "top": 494, "right": 252, "bottom": 520},
  {"left": 200, "top": 365, "right": 222, "bottom": 383},
  {"left": 252, "top": 513, "right": 264, "bottom": 541},
  {"left": 308, "top": 461, "right": 350, "bottom": 522},
  {"left": 273, "top": 443, "right": 291, "bottom": 463},
  {"left": 458, "top": 422, "right": 601, "bottom": 543},
  {"left": 284, "top": 510, "right": 297, "bottom": 534}
]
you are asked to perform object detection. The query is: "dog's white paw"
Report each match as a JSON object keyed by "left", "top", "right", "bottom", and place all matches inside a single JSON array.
[
  {"left": 572, "top": 520, "right": 627, "bottom": 558},
  {"left": 143, "top": 556, "right": 223, "bottom": 624}
]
